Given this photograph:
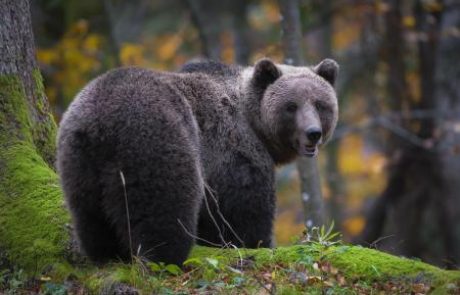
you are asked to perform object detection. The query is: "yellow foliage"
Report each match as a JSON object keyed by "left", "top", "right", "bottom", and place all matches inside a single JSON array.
[
  {"left": 221, "top": 31, "right": 234, "bottom": 63},
  {"left": 374, "top": 0, "right": 390, "bottom": 14},
  {"left": 36, "top": 21, "right": 105, "bottom": 115},
  {"left": 339, "top": 135, "right": 386, "bottom": 175},
  {"left": 249, "top": 0, "right": 279, "bottom": 30},
  {"left": 119, "top": 29, "right": 194, "bottom": 70},
  {"left": 252, "top": 45, "right": 283, "bottom": 64},
  {"left": 71, "top": 19, "right": 89, "bottom": 35},
  {"left": 407, "top": 72, "right": 421, "bottom": 103},
  {"left": 155, "top": 35, "right": 183, "bottom": 61},
  {"left": 339, "top": 135, "right": 365, "bottom": 175},
  {"left": 274, "top": 209, "right": 305, "bottom": 245},
  {"left": 120, "top": 43, "right": 146, "bottom": 66},
  {"left": 337, "top": 133, "right": 387, "bottom": 236},
  {"left": 333, "top": 18, "right": 361, "bottom": 51},
  {"left": 343, "top": 216, "right": 365, "bottom": 236},
  {"left": 403, "top": 16, "right": 416, "bottom": 28},
  {"left": 423, "top": 0, "right": 443, "bottom": 12},
  {"left": 84, "top": 34, "right": 102, "bottom": 52},
  {"left": 262, "top": 0, "right": 280, "bottom": 24}
]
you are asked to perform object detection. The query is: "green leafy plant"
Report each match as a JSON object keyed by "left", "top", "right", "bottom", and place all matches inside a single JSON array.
[
  {"left": 147, "top": 261, "right": 183, "bottom": 277},
  {"left": 302, "top": 221, "right": 342, "bottom": 248}
]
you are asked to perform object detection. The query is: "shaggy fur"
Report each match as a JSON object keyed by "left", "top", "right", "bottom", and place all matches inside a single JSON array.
[{"left": 57, "top": 58, "right": 339, "bottom": 265}]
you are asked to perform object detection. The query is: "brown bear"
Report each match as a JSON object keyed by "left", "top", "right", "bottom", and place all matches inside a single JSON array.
[{"left": 56, "top": 58, "right": 339, "bottom": 266}]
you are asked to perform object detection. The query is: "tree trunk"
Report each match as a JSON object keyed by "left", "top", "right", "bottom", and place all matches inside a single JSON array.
[
  {"left": 278, "top": 0, "right": 325, "bottom": 228},
  {"left": 231, "top": 0, "right": 250, "bottom": 65},
  {"left": 434, "top": 0, "right": 460, "bottom": 267},
  {"left": 184, "top": 0, "right": 222, "bottom": 60},
  {"left": 0, "top": 0, "right": 70, "bottom": 273}
]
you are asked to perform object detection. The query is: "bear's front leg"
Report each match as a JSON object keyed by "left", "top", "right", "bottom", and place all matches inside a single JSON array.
[
  {"left": 197, "top": 152, "right": 276, "bottom": 248},
  {"left": 197, "top": 187, "right": 275, "bottom": 248}
]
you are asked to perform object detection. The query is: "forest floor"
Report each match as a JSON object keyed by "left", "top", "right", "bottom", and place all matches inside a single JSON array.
[{"left": 1, "top": 229, "right": 459, "bottom": 295}]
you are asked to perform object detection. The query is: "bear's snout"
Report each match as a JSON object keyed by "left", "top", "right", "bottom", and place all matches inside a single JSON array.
[{"left": 305, "top": 127, "right": 322, "bottom": 145}]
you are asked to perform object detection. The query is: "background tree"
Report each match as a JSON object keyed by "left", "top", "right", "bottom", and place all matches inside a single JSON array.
[{"left": 278, "top": 0, "right": 325, "bottom": 229}]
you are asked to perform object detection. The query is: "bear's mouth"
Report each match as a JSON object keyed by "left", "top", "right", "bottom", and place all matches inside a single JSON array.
[
  {"left": 294, "top": 139, "right": 318, "bottom": 157},
  {"left": 301, "top": 145, "right": 318, "bottom": 157}
]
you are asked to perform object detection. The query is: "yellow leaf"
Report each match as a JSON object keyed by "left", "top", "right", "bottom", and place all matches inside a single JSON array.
[
  {"left": 36, "top": 49, "right": 56, "bottom": 64},
  {"left": 343, "top": 216, "right": 365, "bottom": 236},
  {"left": 221, "top": 31, "right": 234, "bottom": 63},
  {"left": 333, "top": 18, "right": 361, "bottom": 51},
  {"left": 423, "top": 0, "right": 443, "bottom": 12},
  {"left": 339, "top": 135, "right": 365, "bottom": 174},
  {"left": 71, "top": 19, "right": 89, "bottom": 35},
  {"left": 403, "top": 16, "right": 416, "bottom": 28},
  {"left": 263, "top": 1, "right": 280, "bottom": 24},
  {"left": 120, "top": 43, "right": 145, "bottom": 66},
  {"left": 155, "top": 35, "right": 182, "bottom": 61},
  {"left": 375, "top": 1, "right": 390, "bottom": 14},
  {"left": 84, "top": 34, "right": 102, "bottom": 52}
]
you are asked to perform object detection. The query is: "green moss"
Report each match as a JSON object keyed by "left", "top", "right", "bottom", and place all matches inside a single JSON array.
[
  {"left": 325, "top": 245, "right": 460, "bottom": 291},
  {"left": 0, "top": 143, "right": 69, "bottom": 273},
  {"left": 0, "top": 75, "right": 34, "bottom": 143},
  {"left": 0, "top": 73, "right": 68, "bottom": 274},
  {"left": 31, "top": 69, "right": 57, "bottom": 166}
]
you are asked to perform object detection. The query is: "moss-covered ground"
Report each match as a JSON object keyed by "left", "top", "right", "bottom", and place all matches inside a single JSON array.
[{"left": 1, "top": 244, "right": 459, "bottom": 294}]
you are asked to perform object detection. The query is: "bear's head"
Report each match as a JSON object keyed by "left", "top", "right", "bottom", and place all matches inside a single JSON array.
[{"left": 244, "top": 58, "right": 339, "bottom": 164}]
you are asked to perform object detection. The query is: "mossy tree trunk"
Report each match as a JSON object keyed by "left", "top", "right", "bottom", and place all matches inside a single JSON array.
[{"left": 0, "top": 0, "right": 70, "bottom": 273}]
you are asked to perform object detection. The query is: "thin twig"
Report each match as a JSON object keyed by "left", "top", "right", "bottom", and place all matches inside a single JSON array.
[
  {"left": 120, "top": 170, "right": 133, "bottom": 263},
  {"left": 204, "top": 183, "right": 246, "bottom": 247},
  {"left": 368, "top": 234, "right": 396, "bottom": 250},
  {"left": 202, "top": 185, "right": 228, "bottom": 246},
  {"left": 177, "top": 218, "right": 223, "bottom": 247}
]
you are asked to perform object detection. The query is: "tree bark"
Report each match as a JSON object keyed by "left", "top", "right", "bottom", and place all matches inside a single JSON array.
[
  {"left": 278, "top": 0, "right": 325, "bottom": 228},
  {"left": 0, "top": 0, "right": 70, "bottom": 273}
]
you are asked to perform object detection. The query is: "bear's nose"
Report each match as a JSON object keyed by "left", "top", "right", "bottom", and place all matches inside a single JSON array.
[{"left": 306, "top": 127, "right": 322, "bottom": 144}]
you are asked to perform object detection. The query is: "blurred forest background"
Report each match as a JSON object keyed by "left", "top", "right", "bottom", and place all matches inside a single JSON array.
[{"left": 30, "top": 0, "right": 459, "bottom": 269}]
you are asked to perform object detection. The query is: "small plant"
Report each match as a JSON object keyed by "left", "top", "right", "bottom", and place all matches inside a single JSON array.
[
  {"left": 0, "top": 267, "right": 29, "bottom": 294},
  {"left": 301, "top": 221, "right": 342, "bottom": 248},
  {"left": 147, "top": 261, "right": 183, "bottom": 277}
]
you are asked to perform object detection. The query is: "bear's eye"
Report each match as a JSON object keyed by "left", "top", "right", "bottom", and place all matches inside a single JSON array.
[
  {"left": 315, "top": 101, "right": 331, "bottom": 114},
  {"left": 286, "top": 103, "right": 298, "bottom": 113}
]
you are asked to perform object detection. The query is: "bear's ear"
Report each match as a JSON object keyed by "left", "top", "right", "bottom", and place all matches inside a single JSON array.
[
  {"left": 314, "top": 58, "right": 339, "bottom": 86},
  {"left": 252, "top": 58, "right": 282, "bottom": 89}
]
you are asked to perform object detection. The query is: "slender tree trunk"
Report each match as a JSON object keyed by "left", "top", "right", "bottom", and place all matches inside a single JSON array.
[
  {"left": 278, "top": 0, "right": 325, "bottom": 228},
  {"left": 434, "top": 0, "right": 460, "bottom": 268},
  {"left": 316, "top": 1, "right": 345, "bottom": 230},
  {"left": 0, "top": 0, "right": 70, "bottom": 273},
  {"left": 231, "top": 0, "right": 250, "bottom": 65},
  {"left": 185, "top": 0, "right": 222, "bottom": 60}
]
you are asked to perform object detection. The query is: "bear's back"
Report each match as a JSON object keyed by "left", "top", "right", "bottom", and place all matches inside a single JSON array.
[{"left": 60, "top": 68, "right": 205, "bottom": 141}]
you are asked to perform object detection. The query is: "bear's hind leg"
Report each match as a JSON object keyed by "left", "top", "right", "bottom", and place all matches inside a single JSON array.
[
  {"left": 58, "top": 131, "right": 126, "bottom": 263},
  {"left": 72, "top": 204, "right": 128, "bottom": 263},
  {"left": 100, "top": 131, "right": 204, "bottom": 266}
]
